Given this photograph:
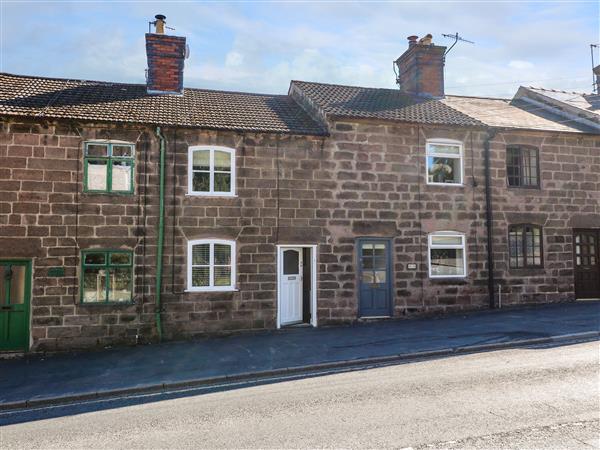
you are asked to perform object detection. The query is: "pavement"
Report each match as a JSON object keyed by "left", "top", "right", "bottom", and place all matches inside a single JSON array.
[
  {"left": 1, "top": 301, "right": 599, "bottom": 410},
  {"left": 2, "top": 341, "right": 598, "bottom": 448}
]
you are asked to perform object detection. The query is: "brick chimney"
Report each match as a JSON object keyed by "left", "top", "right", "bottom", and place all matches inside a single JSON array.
[
  {"left": 145, "top": 14, "right": 187, "bottom": 95},
  {"left": 395, "top": 35, "right": 446, "bottom": 98}
]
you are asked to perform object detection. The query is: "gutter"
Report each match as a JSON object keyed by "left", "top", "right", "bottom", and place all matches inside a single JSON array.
[
  {"left": 154, "top": 126, "right": 166, "bottom": 341},
  {"left": 484, "top": 128, "right": 497, "bottom": 309}
]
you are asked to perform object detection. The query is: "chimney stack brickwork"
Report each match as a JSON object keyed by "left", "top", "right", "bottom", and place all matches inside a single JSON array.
[
  {"left": 396, "top": 41, "right": 446, "bottom": 98},
  {"left": 145, "top": 33, "right": 186, "bottom": 95}
]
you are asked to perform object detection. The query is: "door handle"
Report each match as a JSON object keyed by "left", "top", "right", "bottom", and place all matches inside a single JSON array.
[{"left": 0, "top": 306, "right": 11, "bottom": 311}]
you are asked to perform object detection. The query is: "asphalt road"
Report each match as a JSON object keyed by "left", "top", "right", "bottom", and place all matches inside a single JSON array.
[{"left": 1, "top": 341, "right": 599, "bottom": 449}]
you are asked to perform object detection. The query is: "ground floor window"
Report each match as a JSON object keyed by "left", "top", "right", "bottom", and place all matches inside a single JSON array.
[
  {"left": 508, "top": 224, "right": 543, "bottom": 268},
  {"left": 187, "top": 239, "right": 236, "bottom": 291},
  {"left": 81, "top": 250, "right": 133, "bottom": 303},
  {"left": 428, "top": 232, "right": 466, "bottom": 278}
]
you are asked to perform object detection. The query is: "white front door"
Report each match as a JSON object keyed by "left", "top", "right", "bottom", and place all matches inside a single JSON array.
[{"left": 280, "top": 248, "right": 303, "bottom": 325}]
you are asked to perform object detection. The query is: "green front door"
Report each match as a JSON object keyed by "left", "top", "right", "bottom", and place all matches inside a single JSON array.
[{"left": 0, "top": 261, "right": 31, "bottom": 351}]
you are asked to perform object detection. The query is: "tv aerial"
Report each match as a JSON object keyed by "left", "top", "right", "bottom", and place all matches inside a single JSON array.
[{"left": 442, "top": 33, "right": 475, "bottom": 56}]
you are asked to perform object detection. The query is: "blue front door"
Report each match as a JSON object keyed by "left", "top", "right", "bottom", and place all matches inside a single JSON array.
[{"left": 358, "top": 239, "right": 392, "bottom": 317}]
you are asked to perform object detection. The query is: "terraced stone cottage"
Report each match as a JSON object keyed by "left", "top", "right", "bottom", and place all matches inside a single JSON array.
[{"left": 0, "top": 18, "right": 598, "bottom": 352}]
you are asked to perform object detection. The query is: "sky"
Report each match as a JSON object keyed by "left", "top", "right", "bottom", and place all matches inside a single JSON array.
[{"left": 0, "top": 1, "right": 598, "bottom": 98}]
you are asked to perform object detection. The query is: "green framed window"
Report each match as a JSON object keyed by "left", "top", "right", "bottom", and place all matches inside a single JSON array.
[
  {"left": 81, "top": 250, "right": 134, "bottom": 304},
  {"left": 84, "top": 142, "right": 135, "bottom": 194}
]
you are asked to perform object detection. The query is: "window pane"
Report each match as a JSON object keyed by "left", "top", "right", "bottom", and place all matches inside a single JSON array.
[
  {"left": 374, "top": 257, "right": 387, "bottom": 270},
  {"left": 193, "top": 150, "right": 210, "bottom": 171},
  {"left": 361, "top": 243, "right": 374, "bottom": 257},
  {"left": 362, "top": 257, "right": 373, "bottom": 270},
  {"left": 110, "top": 253, "right": 131, "bottom": 265},
  {"left": 109, "top": 268, "right": 132, "bottom": 302},
  {"left": 83, "top": 268, "right": 107, "bottom": 302},
  {"left": 214, "top": 150, "right": 231, "bottom": 171},
  {"left": 362, "top": 271, "right": 374, "bottom": 284},
  {"left": 431, "top": 235, "right": 462, "bottom": 246},
  {"left": 0, "top": 267, "right": 5, "bottom": 305},
  {"left": 86, "top": 144, "right": 108, "bottom": 157},
  {"left": 283, "top": 250, "right": 300, "bottom": 275},
  {"left": 192, "top": 267, "right": 209, "bottom": 287},
  {"left": 112, "top": 145, "right": 133, "bottom": 157},
  {"left": 430, "top": 248, "right": 464, "bottom": 276},
  {"left": 8, "top": 266, "right": 26, "bottom": 305},
  {"left": 373, "top": 243, "right": 386, "bottom": 257},
  {"left": 373, "top": 270, "right": 386, "bottom": 283},
  {"left": 87, "top": 160, "right": 108, "bottom": 191},
  {"left": 509, "top": 230, "right": 522, "bottom": 268},
  {"left": 429, "top": 144, "right": 460, "bottom": 155},
  {"left": 214, "top": 267, "right": 231, "bottom": 286},
  {"left": 111, "top": 161, "right": 132, "bottom": 191},
  {"left": 507, "top": 148, "right": 521, "bottom": 187},
  {"left": 428, "top": 157, "right": 460, "bottom": 184},
  {"left": 193, "top": 172, "right": 210, "bottom": 192},
  {"left": 214, "top": 172, "right": 231, "bottom": 193},
  {"left": 192, "top": 244, "right": 210, "bottom": 265},
  {"left": 214, "top": 244, "right": 231, "bottom": 265},
  {"left": 84, "top": 252, "right": 106, "bottom": 265}
]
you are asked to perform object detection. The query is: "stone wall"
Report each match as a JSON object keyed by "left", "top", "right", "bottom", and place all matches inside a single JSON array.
[
  {"left": 490, "top": 131, "right": 600, "bottom": 304},
  {"left": 1, "top": 116, "right": 598, "bottom": 352}
]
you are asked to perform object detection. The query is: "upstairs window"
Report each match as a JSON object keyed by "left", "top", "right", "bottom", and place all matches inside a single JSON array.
[
  {"left": 84, "top": 142, "right": 135, "bottom": 194},
  {"left": 508, "top": 225, "right": 543, "bottom": 268},
  {"left": 187, "top": 239, "right": 236, "bottom": 291},
  {"left": 428, "top": 232, "right": 466, "bottom": 278},
  {"left": 506, "top": 146, "right": 540, "bottom": 188},
  {"left": 81, "top": 250, "right": 133, "bottom": 304},
  {"left": 426, "top": 140, "right": 463, "bottom": 185},
  {"left": 188, "top": 146, "right": 236, "bottom": 196}
]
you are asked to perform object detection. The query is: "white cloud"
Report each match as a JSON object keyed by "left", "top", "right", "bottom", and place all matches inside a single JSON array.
[
  {"left": 225, "top": 51, "right": 244, "bottom": 68},
  {"left": 508, "top": 60, "right": 535, "bottom": 70}
]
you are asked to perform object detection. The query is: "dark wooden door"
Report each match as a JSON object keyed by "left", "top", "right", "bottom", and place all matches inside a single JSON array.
[
  {"left": 358, "top": 239, "right": 392, "bottom": 317},
  {"left": 574, "top": 230, "right": 600, "bottom": 299}
]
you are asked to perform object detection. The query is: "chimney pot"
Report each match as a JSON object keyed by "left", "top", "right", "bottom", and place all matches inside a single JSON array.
[
  {"left": 407, "top": 35, "right": 418, "bottom": 47},
  {"left": 153, "top": 14, "right": 166, "bottom": 34}
]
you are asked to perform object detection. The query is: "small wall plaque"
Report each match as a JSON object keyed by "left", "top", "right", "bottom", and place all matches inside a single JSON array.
[
  {"left": 407, "top": 263, "right": 417, "bottom": 270},
  {"left": 48, "top": 267, "right": 65, "bottom": 277}
]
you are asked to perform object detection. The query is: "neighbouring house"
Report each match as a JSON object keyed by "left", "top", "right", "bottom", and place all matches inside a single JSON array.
[{"left": 0, "top": 18, "right": 598, "bottom": 353}]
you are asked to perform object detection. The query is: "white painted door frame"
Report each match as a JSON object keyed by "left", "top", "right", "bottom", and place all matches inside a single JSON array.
[{"left": 276, "top": 244, "right": 317, "bottom": 329}]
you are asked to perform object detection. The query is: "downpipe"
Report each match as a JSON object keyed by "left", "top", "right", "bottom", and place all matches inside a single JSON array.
[
  {"left": 154, "top": 126, "right": 166, "bottom": 341},
  {"left": 484, "top": 128, "right": 497, "bottom": 309}
]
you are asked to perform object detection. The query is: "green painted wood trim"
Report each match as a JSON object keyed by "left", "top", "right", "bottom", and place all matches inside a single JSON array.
[
  {"left": 80, "top": 249, "right": 134, "bottom": 305},
  {"left": 0, "top": 260, "right": 32, "bottom": 352},
  {"left": 83, "top": 142, "right": 135, "bottom": 195}
]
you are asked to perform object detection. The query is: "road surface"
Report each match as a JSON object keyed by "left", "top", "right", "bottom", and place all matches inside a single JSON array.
[{"left": 1, "top": 340, "right": 599, "bottom": 448}]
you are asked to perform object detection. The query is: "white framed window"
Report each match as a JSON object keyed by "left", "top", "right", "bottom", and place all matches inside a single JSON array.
[
  {"left": 188, "top": 146, "right": 236, "bottom": 196},
  {"left": 426, "top": 139, "right": 463, "bottom": 185},
  {"left": 428, "top": 232, "right": 467, "bottom": 278},
  {"left": 187, "top": 239, "right": 236, "bottom": 291}
]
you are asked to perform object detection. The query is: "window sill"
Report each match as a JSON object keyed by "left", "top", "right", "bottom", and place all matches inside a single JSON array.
[
  {"left": 185, "top": 288, "right": 238, "bottom": 293},
  {"left": 426, "top": 182, "right": 465, "bottom": 187},
  {"left": 186, "top": 193, "right": 237, "bottom": 198},
  {"left": 429, "top": 275, "right": 467, "bottom": 279},
  {"left": 79, "top": 301, "right": 135, "bottom": 306},
  {"left": 83, "top": 191, "right": 134, "bottom": 196},
  {"left": 429, "top": 278, "right": 468, "bottom": 285},
  {"left": 506, "top": 186, "right": 541, "bottom": 191},
  {"left": 508, "top": 267, "right": 545, "bottom": 275}
]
